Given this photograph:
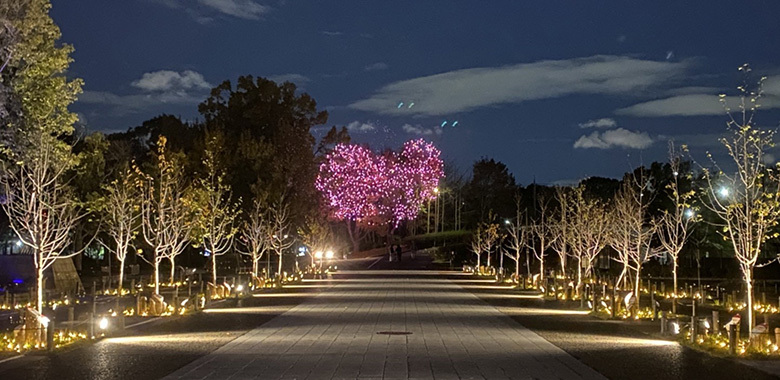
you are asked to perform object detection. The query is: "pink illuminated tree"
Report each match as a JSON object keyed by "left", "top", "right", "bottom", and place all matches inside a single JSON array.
[{"left": 316, "top": 139, "right": 444, "bottom": 253}]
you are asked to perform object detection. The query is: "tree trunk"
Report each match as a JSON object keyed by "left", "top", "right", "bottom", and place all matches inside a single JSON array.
[
  {"left": 36, "top": 265, "right": 44, "bottom": 312},
  {"left": 154, "top": 260, "right": 160, "bottom": 295},
  {"left": 745, "top": 269, "right": 754, "bottom": 329},
  {"left": 169, "top": 257, "right": 176, "bottom": 284},
  {"left": 560, "top": 257, "right": 566, "bottom": 281},
  {"left": 118, "top": 258, "right": 125, "bottom": 293},
  {"left": 277, "top": 251, "right": 283, "bottom": 276},
  {"left": 252, "top": 257, "right": 259, "bottom": 278},
  {"left": 576, "top": 257, "right": 582, "bottom": 298},
  {"left": 346, "top": 221, "right": 360, "bottom": 255},
  {"left": 672, "top": 262, "right": 678, "bottom": 314},
  {"left": 212, "top": 253, "right": 218, "bottom": 285},
  {"left": 633, "top": 266, "right": 642, "bottom": 316}
]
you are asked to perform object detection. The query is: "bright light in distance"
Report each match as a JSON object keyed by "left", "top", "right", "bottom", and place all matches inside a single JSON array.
[
  {"left": 235, "top": 285, "right": 244, "bottom": 292},
  {"left": 15, "top": 240, "right": 22, "bottom": 247},
  {"left": 685, "top": 209, "right": 695, "bottom": 218},
  {"left": 99, "top": 317, "right": 109, "bottom": 330},
  {"left": 718, "top": 187, "right": 730, "bottom": 197},
  {"left": 325, "top": 250, "right": 334, "bottom": 259},
  {"left": 314, "top": 251, "right": 323, "bottom": 259},
  {"left": 671, "top": 321, "right": 680, "bottom": 335},
  {"left": 504, "top": 220, "right": 510, "bottom": 225}
]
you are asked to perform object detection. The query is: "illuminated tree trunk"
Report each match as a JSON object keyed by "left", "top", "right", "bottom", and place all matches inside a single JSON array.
[
  {"left": 212, "top": 252, "right": 218, "bottom": 285},
  {"left": 154, "top": 259, "right": 161, "bottom": 295},
  {"left": 118, "top": 261, "right": 125, "bottom": 293},
  {"left": 672, "top": 265, "right": 678, "bottom": 314}
]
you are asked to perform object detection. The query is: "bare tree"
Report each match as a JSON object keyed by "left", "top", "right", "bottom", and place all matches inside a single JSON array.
[
  {"left": 193, "top": 136, "right": 240, "bottom": 285},
  {"left": 657, "top": 142, "right": 697, "bottom": 314},
  {"left": 100, "top": 167, "right": 140, "bottom": 293},
  {"left": 1, "top": 140, "right": 88, "bottom": 312},
  {"left": 703, "top": 65, "right": 780, "bottom": 327},
  {"left": 138, "top": 136, "right": 193, "bottom": 295},
  {"left": 551, "top": 187, "right": 572, "bottom": 278},
  {"left": 568, "top": 186, "right": 610, "bottom": 297},
  {"left": 298, "top": 214, "right": 338, "bottom": 269},
  {"left": 504, "top": 195, "right": 527, "bottom": 279},
  {"left": 470, "top": 224, "right": 484, "bottom": 269},
  {"left": 482, "top": 220, "right": 501, "bottom": 268},
  {"left": 528, "top": 198, "right": 558, "bottom": 280},
  {"left": 610, "top": 176, "right": 659, "bottom": 312},
  {"left": 267, "top": 196, "right": 294, "bottom": 277},
  {"left": 239, "top": 199, "right": 270, "bottom": 278}
]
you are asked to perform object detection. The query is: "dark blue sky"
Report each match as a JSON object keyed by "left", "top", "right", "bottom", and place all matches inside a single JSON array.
[{"left": 51, "top": 1, "right": 780, "bottom": 184}]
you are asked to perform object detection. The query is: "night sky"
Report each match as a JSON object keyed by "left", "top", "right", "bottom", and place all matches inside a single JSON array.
[{"left": 51, "top": 0, "right": 780, "bottom": 185}]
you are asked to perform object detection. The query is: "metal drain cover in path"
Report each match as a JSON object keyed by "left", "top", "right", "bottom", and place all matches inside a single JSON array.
[{"left": 376, "top": 331, "right": 413, "bottom": 335}]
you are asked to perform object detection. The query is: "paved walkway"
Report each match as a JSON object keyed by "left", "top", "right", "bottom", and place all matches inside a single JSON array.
[{"left": 164, "top": 271, "right": 606, "bottom": 379}]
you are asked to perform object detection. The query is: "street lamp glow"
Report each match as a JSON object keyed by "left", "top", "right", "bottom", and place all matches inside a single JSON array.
[
  {"left": 325, "top": 250, "right": 334, "bottom": 259},
  {"left": 718, "top": 187, "right": 730, "bottom": 197},
  {"left": 433, "top": 187, "right": 439, "bottom": 194},
  {"left": 314, "top": 251, "right": 323, "bottom": 259},
  {"left": 684, "top": 209, "right": 695, "bottom": 219},
  {"left": 504, "top": 219, "right": 510, "bottom": 225},
  {"left": 99, "top": 317, "right": 109, "bottom": 330},
  {"left": 15, "top": 240, "right": 22, "bottom": 247}
]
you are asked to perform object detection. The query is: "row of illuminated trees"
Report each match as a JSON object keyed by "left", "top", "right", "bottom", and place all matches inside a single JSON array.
[{"left": 473, "top": 69, "right": 777, "bottom": 327}]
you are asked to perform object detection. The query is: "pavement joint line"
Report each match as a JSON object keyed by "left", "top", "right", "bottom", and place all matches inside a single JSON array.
[
  {"left": 0, "top": 354, "right": 25, "bottom": 365},
  {"left": 124, "top": 316, "right": 162, "bottom": 329},
  {"left": 366, "top": 257, "right": 384, "bottom": 269}
]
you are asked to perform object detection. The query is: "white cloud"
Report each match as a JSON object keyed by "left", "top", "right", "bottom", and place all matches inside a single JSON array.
[
  {"left": 320, "top": 31, "right": 343, "bottom": 36},
  {"left": 616, "top": 76, "right": 780, "bottom": 117},
  {"left": 80, "top": 70, "right": 211, "bottom": 116},
  {"left": 764, "top": 76, "right": 780, "bottom": 96},
  {"left": 364, "top": 62, "right": 389, "bottom": 72},
  {"left": 402, "top": 124, "right": 442, "bottom": 136},
  {"left": 79, "top": 90, "right": 203, "bottom": 116},
  {"left": 349, "top": 55, "right": 691, "bottom": 116},
  {"left": 579, "top": 118, "right": 617, "bottom": 129},
  {"left": 266, "top": 73, "right": 310, "bottom": 84},
  {"left": 615, "top": 94, "right": 723, "bottom": 117},
  {"left": 346, "top": 121, "right": 376, "bottom": 133},
  {"left": 131, "top": 70, "right": 212, "bottom": 92},
  {"left": 198, "top": 0, "right": 270, "bottom": 20},
  {"left": 155, "top": 0, "right": 269, "bottom": 22},
  {"left": 574, "top": 128, "right": 653, "bottom": 149}
]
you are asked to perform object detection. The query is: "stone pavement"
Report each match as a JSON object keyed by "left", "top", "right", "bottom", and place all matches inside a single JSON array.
[{"left": 164, "top": 271, "right": 606, "bottom": 379}]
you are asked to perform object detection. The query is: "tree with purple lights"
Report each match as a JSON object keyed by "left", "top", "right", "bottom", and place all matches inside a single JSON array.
[{"left": 316, "top": 139, "right": 444, "bottom": 253}]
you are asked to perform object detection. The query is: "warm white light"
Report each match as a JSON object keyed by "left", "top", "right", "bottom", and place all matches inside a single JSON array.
[
  {"left": 325, "top": 250, "right": 334, "bottom": 259},
  {"left": 235, "top": 285, "right": 244, "bottom": 292},
  {"left": 671, "top": 321, "right": 680, "bottom": 335},
  {"left": 504, "top": 220, "right": 510, "bottom": 225},
  {"left": 99, "top": 317, "right": 109, "bottom": 330},
  {"left": 314, "top": 251, "right": 323, "bottom": 259}
]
